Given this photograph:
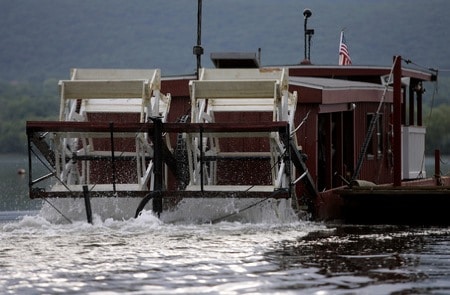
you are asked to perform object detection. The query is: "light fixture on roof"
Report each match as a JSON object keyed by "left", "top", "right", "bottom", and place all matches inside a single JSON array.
[
  {"left": 303, "top": 8, "right": 312, "bottom": 19},
  {"left": 301, "top": 8, "right": 314, "bottom": 65}
]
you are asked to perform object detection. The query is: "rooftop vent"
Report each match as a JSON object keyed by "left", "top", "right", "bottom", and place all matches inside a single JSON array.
[{"left": 210, "top": 52, "right": 260, "bottom": 68}]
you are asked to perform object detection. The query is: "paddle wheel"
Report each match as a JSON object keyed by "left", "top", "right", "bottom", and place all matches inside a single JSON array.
[
  {"left": 186, "top": 67, "right": 298, "bottom": 195},
  {"left": 57, "top": 69, "right": 170, "bottom": 192},
  {"left": 27, "top": 67, "right": 317, "bottom": 221},
  {"left": 27, "top": 69, "right": 171, "bottom": 214}
]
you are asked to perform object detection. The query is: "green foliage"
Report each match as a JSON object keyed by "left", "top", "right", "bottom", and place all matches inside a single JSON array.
[
  {"left": 424, "top": 104, "right": 450, "bottom": 154},
  {"left": 421, "top": 77, "right": 450, "bottom": 153},
  {"left": 0, "top": 80, "right": 59, "bottom": 153},
  {"left": 433, "top": 76, "right": 450, "bottom": 106}
]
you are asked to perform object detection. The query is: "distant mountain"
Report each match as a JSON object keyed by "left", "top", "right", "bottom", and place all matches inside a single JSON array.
[
  {"left": 1, "top": 0, "right": 449, "bottom": 154},
  {"left": 1, "top": 0, "right": 449, "bottom": 82}
]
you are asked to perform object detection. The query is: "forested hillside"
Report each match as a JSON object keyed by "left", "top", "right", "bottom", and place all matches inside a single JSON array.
[
  {"left": 1, "top": 0, "right": 449, "bottom": 82},
  {"left": 0, "top": 0, "right": 449, "bottom": 153}
]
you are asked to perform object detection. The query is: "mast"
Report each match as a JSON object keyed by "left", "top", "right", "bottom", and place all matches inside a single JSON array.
[{"left": 193, "top": 0, "right": 204, "bottom": 79}]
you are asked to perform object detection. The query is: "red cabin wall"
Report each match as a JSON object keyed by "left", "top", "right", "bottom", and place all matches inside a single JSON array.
[
  {"left": 291, "top": 99, "right": 395, "bottom": 203},
  {"left": 294, "top": 103, "right": 319, "bottom": 186},
  {"left": 353, "top": 102, "right": 394, "bottom": 184}
]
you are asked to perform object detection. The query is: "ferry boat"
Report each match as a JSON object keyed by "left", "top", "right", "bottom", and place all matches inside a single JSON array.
[
  {"left": 26, "top": 56, "right": 448, "bottom": 224},
  {"left": 25, "top": 6, "right": 447, "bottom": 225}
]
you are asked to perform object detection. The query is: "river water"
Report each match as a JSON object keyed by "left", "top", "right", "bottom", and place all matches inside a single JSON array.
[{"left": 1, "top": 154, "right": 450, "bottom": 294}]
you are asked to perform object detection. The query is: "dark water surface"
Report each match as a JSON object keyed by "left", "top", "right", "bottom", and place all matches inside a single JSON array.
[
  {"left": 266, "top": 225, "right": 450, "bottom": 294},
  {"left": 1, "top": 155, "right": 450, "bottom": 294}
]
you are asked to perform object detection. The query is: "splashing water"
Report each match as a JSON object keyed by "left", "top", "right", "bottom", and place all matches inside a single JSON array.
[{"left": 38, "top": 196, "right": 299, "bottom": 224}]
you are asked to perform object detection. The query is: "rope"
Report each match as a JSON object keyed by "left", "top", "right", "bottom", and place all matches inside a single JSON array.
[
  {"left": 30, "top": 146, "right": 75, "bottom": 224},
  {"left": 402, "top": 58, "right": 439, "bottom": 74},
  {"left": 42, "top": 199, "right": 73, "bottom": 224},
  {"left": 210, "top": 190, "right": 284, "bottom": 224},
  {"left": 352, "top": 56, "right": 399, "bottom": 181},
  {"left": 375, "top": 104, "right": 389, "bottom": 183},
  {"left": 30, "top": 147, "right": 72, "bottom": 192},
  {"left": 208, "top": 146, "right": 290, "bottom": 223},
  {"left": 291, "top": 110, "right": 311, "bottom": 136}
]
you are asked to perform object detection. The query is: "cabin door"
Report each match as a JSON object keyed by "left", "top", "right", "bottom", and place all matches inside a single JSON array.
[{"left": 317, "top": 111, "right": 354, "bottom": 190}]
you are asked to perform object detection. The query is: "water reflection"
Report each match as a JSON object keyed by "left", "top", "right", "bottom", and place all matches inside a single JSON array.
[{"left": 265, "top": 225, "right": 449, "bottom": 293}]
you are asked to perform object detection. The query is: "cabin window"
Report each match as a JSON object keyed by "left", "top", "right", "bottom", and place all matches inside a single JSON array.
[{"left": 366, "top": 113, "right": 383, "bottom": 159}]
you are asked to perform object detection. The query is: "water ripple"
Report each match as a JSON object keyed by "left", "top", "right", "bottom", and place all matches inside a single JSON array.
[{"left": 1, "top": 212, "right": 450, "bottom": 294}]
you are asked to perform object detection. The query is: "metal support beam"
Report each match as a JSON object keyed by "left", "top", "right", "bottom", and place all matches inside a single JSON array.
[
  {"left": 435, "top": 149, "right": 442, "bottom": 186},
  {"left": 151, "top": 117, "right": 163, "bottom": 217},
  {"left": 83, "top": 185, "right": 93, "bottom": 224},
  {"left": 27, "top": 133, "right": 33, "bottom": 199},
  {"left": 199, "top": 125, "right": 204, "bottom": 192},
  {"left": 393, "top": 56, "right": 402, "bottom": 186},
  {"left": 409, "top": 85, "right": 415, "bottom": 126},
  {"left": 417, "top": 86, "right": 423, "bottom": 126},
  {"left": 109, "top": 122, "right": 117, "bottom": 194}
]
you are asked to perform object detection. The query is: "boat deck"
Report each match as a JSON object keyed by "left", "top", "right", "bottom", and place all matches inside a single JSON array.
[{"left": 331, "top": 177, "right": 450, "bottom": 224}]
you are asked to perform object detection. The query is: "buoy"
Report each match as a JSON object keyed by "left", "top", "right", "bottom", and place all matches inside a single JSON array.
[{"left": 17, "top": 168, "right": 26, "bottom": 175}]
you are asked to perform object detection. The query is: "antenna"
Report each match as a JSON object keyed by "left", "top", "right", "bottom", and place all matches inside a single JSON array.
[{"left": 301, "top": 8, "right": 314, "bottom": 64}]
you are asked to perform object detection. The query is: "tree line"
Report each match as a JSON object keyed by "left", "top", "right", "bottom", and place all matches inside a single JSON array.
[{"left": 0, "top": 80, "right": 59, "bottom": 153}]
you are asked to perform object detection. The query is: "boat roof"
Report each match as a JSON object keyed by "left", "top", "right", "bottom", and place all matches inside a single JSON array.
[
  {"left": 158, "top": 61, "right": 436, "bottom": 101},
  {"left": 287, "top": 65, "right": 436, "bottom": 82},
  {"left": 289, "top": 76, "right": 393, "bottom": 105},
  {"left": 211, "top": 52, "right": 260, "bottom": 68},
  {"left": 290, "top": 76, "right": 385, "bottom": 90}
]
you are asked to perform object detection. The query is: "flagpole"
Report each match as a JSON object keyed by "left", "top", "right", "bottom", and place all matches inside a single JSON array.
[
  {"left": 338, "top": 29, "right": 351, "bottom": 66},
  {"left": 339, "top": 31, "right": 343, "bottom": 65}
]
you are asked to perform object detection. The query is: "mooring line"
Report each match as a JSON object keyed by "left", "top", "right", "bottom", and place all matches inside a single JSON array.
[
  {"left": 352, "top": 56, "right": 399, "bottom": 181},
  {"left": 210, "top": 190, "right": 284, "bottom": 224},
  {"left": 209, "top": 141, "right": 293, "bottom": 223},
  {"left": 30, "top": 147, "right": 75, "bottom": 224},
  {"left": 42, "top": 198, "right": 73, "bottom": 224},
  {"left": 210, "top": 198, "right": 270, "bottom": 224},
  {"left": 30, "top": 147, "right": 73, "bottom": 192}
]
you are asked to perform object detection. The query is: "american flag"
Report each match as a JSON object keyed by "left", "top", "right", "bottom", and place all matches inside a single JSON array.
[{"left": 339, "top": 31, "right": 352, "bottom": 65}]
